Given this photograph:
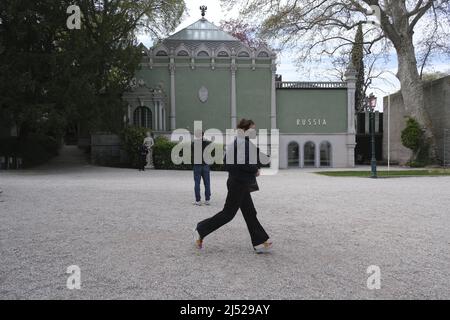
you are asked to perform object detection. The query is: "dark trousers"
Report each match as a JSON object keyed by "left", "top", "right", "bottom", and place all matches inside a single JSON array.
[
  {"left": 138, "top": 155, "right": 146, "bottom": 171},
  {"left": 196, "top": 178, "right": 269, "bottom": 247},
  {"left": 193, "top": 164, "right": 211, "bottom": 202}
]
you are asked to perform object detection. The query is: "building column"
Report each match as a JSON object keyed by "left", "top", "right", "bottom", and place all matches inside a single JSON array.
[
  {"left": 231, "top": 59, "right": 237, "bottom": 129},
  {"left": 154, "top": 102, "right": 158, "bottom": 130},
  {"left": 158, "top": 102, "right": 163, "bottom": 131},
  {"left": 270, "top": 56, "right": 277, "bottom": 129},
  {"left": 345, "top": 62, "right": 357, "bottom": 167},
  {"left": 315, "top": 143, "right": 320, "bottom": 168},
  {"left": 127, "top": 104, "right": 132, "bottom": 126},
  {"left": 169, "top": 61, "right": 176, "bottom": 130}
]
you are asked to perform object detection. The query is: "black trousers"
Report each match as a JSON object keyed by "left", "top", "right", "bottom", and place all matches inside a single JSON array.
[
  {"left": 138, "top": 155, "right": 146, "bottom": 171},
  {"left": 196, "top": 178, "right": 269, "bottom": 247}
]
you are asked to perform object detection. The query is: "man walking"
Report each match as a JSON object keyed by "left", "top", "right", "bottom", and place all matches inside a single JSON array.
[{"left": 192, "top": 130, "right": 211, "bottom": 206}]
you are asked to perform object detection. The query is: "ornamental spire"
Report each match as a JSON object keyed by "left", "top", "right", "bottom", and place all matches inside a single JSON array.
[{"left": 200, "top": 5, "right": 207, "bottom": 18}]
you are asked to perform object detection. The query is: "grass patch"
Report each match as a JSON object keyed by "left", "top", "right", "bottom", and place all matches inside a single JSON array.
[{"left": 316, "top": 169, "right": 450, "bottom": 178}]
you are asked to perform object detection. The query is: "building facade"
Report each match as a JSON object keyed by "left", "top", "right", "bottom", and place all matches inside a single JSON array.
[{"left": 123, "top": 16, "right": 357, "bottom": 169}]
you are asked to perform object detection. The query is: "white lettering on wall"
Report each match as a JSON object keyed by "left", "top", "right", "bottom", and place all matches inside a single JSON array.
[{"left": 296, "top": 118, "right": 327, "bottom": 126}]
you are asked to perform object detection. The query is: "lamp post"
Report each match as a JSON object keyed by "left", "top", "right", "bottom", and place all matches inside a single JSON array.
[{"left": 368, "top": 93, "right": 378, "bottom": 178}]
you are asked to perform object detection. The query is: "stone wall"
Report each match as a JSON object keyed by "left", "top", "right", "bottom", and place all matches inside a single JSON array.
[
  {"left": 91, "top": 133, "right": 127, "bottom": 166},
  {"left": 383, "top": 76, "right": 450, "bottom": 165}
]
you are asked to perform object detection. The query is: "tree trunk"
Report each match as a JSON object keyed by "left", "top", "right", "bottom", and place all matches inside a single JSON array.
[{"left": 395, "top": 37, "right": 438, "bottom": 162}]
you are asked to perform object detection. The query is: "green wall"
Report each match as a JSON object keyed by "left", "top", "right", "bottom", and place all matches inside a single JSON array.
[
  {"left": 276, "top": 89, "right": 347, "bottom": 133},
  {"left": 134, "top": 64, "right": 348, "bottom": 134},
  {"left": 175, "top": 67, "right": 230, "bottom": 131},
  {"left": 135, "top": 67, "right": 171, "bottom": 95},
  {"left": 236, "top": 69, "right": 271, "bottom": 130}
]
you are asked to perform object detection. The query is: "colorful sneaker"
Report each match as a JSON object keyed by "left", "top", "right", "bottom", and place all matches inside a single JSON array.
[
  {"left": 254, "top": 240, "right": 273, "bottom": 254},
  {"left": 193, "top": 229, "right": 203, "bottom": 249}
]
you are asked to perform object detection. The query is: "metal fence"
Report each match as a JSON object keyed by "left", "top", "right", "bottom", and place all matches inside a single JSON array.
[{"left": 275, "top": 81, "right": 348, "bottom": 89}]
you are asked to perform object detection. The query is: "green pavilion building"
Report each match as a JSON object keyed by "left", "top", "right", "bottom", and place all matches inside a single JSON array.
[{"left": 123, "top": 15, "right": 357, "bottom": 169}]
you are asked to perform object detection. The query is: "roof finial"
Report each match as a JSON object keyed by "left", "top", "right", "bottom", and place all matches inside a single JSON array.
[{"left": 200, "top": 5, "right": 207, "bottom": 18}]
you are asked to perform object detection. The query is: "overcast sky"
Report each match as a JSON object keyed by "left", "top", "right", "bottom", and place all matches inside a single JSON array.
[{"left": 137, "top": 0, "right": 450, "bottom": 111}]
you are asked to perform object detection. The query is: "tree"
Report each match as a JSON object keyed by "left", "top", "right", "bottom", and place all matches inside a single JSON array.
[
  {"left": 221, "top": 0, "right": 450, "bottom": 162},
  {"left": 0, "top": 0, "right": 185, "bottom": 139},
  {"left": 219, "top": 18, "right": 267, "bottom": 48},
  {"left": 351, "top": 24, "right": 365, "bottom": 112}
]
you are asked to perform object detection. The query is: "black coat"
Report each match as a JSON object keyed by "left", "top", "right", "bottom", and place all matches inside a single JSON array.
[{"left": 224, "top": 137, "right": 265, "bottom": 186}]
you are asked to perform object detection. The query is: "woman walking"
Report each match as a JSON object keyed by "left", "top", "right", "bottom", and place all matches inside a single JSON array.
[{"left": 193, "top": 119, "right": 272, "bottom": 253}]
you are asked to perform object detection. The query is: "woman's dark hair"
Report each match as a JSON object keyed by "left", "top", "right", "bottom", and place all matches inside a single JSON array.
[{"left": 237, "top": 119, "right": 255, "bottom": 131}]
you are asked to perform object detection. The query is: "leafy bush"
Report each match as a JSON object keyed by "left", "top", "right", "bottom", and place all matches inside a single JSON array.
[
  {"left": 401, "top": 117, "right": 429, "bottom": 167},
  {"left": 153, "top": 136, "right": 225, "bottom": 171},
  {"left": 401, "top": 117, "right": 423, "bottom": 152},
  {"left": 120, "top": 126, "right": 149, "bottom": 168}
]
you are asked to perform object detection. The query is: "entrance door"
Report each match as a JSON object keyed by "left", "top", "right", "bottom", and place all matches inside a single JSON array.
[
  {"left": 288, "top": 142, "right": 299, "bottom": 167},
  {"left": 304, "top": 142, "right": 316, "bottom": 167}
]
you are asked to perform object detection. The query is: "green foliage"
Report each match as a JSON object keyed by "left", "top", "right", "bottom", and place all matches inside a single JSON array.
[
  {"left": 401, "top": 117, "right": 423, "bottom": 152},
  {"left": 317, "top": 170, "right": 450, "bottom": 177},
  {"left": 351, "top": 25, "right": 365, "bottom": 112},
  {"left": 401, "top": 117, "right": 429, "bottom": 167},
  {"left": 120, "top": 126, "right": 148, "bottom": 168},
  {"left": 153, "top": 136, "right": 185, "bottom": 170},
  {"left": 153, "top": 136, "right": 225, "bottom": 171},
  {"left": 0, "top": 0, "right": 185, "bottom": 164}
]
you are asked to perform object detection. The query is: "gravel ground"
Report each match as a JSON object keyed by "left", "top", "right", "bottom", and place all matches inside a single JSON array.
[{"left": 1, "top": 164, "right": 449, "bottom": 300}]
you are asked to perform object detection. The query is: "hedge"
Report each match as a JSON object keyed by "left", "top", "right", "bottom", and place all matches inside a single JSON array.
[
  {"left": 153, "top": 136, "right": 225, "bottom": 171},
  {"left": 0, "top": 134, "right": 60, "bottom": 168}
]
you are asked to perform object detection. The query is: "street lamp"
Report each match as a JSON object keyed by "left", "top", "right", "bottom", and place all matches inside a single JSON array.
[{"left": 368, "top": 93, "right": 378, "bottom": 178}]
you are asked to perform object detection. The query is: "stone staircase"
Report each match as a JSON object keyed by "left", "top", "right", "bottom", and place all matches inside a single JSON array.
[{"left": 46, "top": 145, "right": 89, "bottom": 167}]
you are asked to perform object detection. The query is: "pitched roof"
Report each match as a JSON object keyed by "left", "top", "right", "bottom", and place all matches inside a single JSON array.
[{"left": 166, "top": 18, "right": 240, "bottom": 42}]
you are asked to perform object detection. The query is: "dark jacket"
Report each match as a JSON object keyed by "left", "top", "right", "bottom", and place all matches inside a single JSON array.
[
  {"left": 191, "top": 139, "right": 211, "bottom": 165},
  {"left": 139, "top": 144, "right": 148, "bottom": 156},
  {"left": 224, "top": 137, "right": 265, "bottom": 185}
]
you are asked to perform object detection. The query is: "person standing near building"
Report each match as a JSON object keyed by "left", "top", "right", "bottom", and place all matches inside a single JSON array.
[
  {"left": 193, "top": 119, "right": 272, "bottom": 253},
  {"left": 138, "top": 143, "right": 148, "bottom": 171},
  {"left": 192, "top": 130, "right": 212, "bottom": 206}
]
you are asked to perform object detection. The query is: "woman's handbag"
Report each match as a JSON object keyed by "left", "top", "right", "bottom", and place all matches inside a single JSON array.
[{"left": 248, "top": 181, "right": 259, "bottom": 193}]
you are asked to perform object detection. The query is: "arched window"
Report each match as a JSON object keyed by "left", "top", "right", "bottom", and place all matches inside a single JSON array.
[
  {"left": 217, "top": 51, "right": 229, "bottom": 57},
  {"left": 177, "top": 50, "right": 189, "bottom": 56},
  {"left": 155, "top": 50, "right": 168, "bottom": 56},
  {"left": 288, "top": 142, "right": 299, "bottom": 167},
  {"left": 238, "top": 51, "right": 250, "bottom": 57},
  {"left": 320, "top": 141, "right": 332, "bottom": 167},
  {"left": 197, "top": 51, "right": 209, "bottom": 57},
  {"left": 304, "top": 142, "right": 316, "bottom": 167},
  {"left": 257, "top": 51, "right": 269, "bottom": 58},
  {"left": 133, "top": 107, "right": 152, "bottom": 129}
]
